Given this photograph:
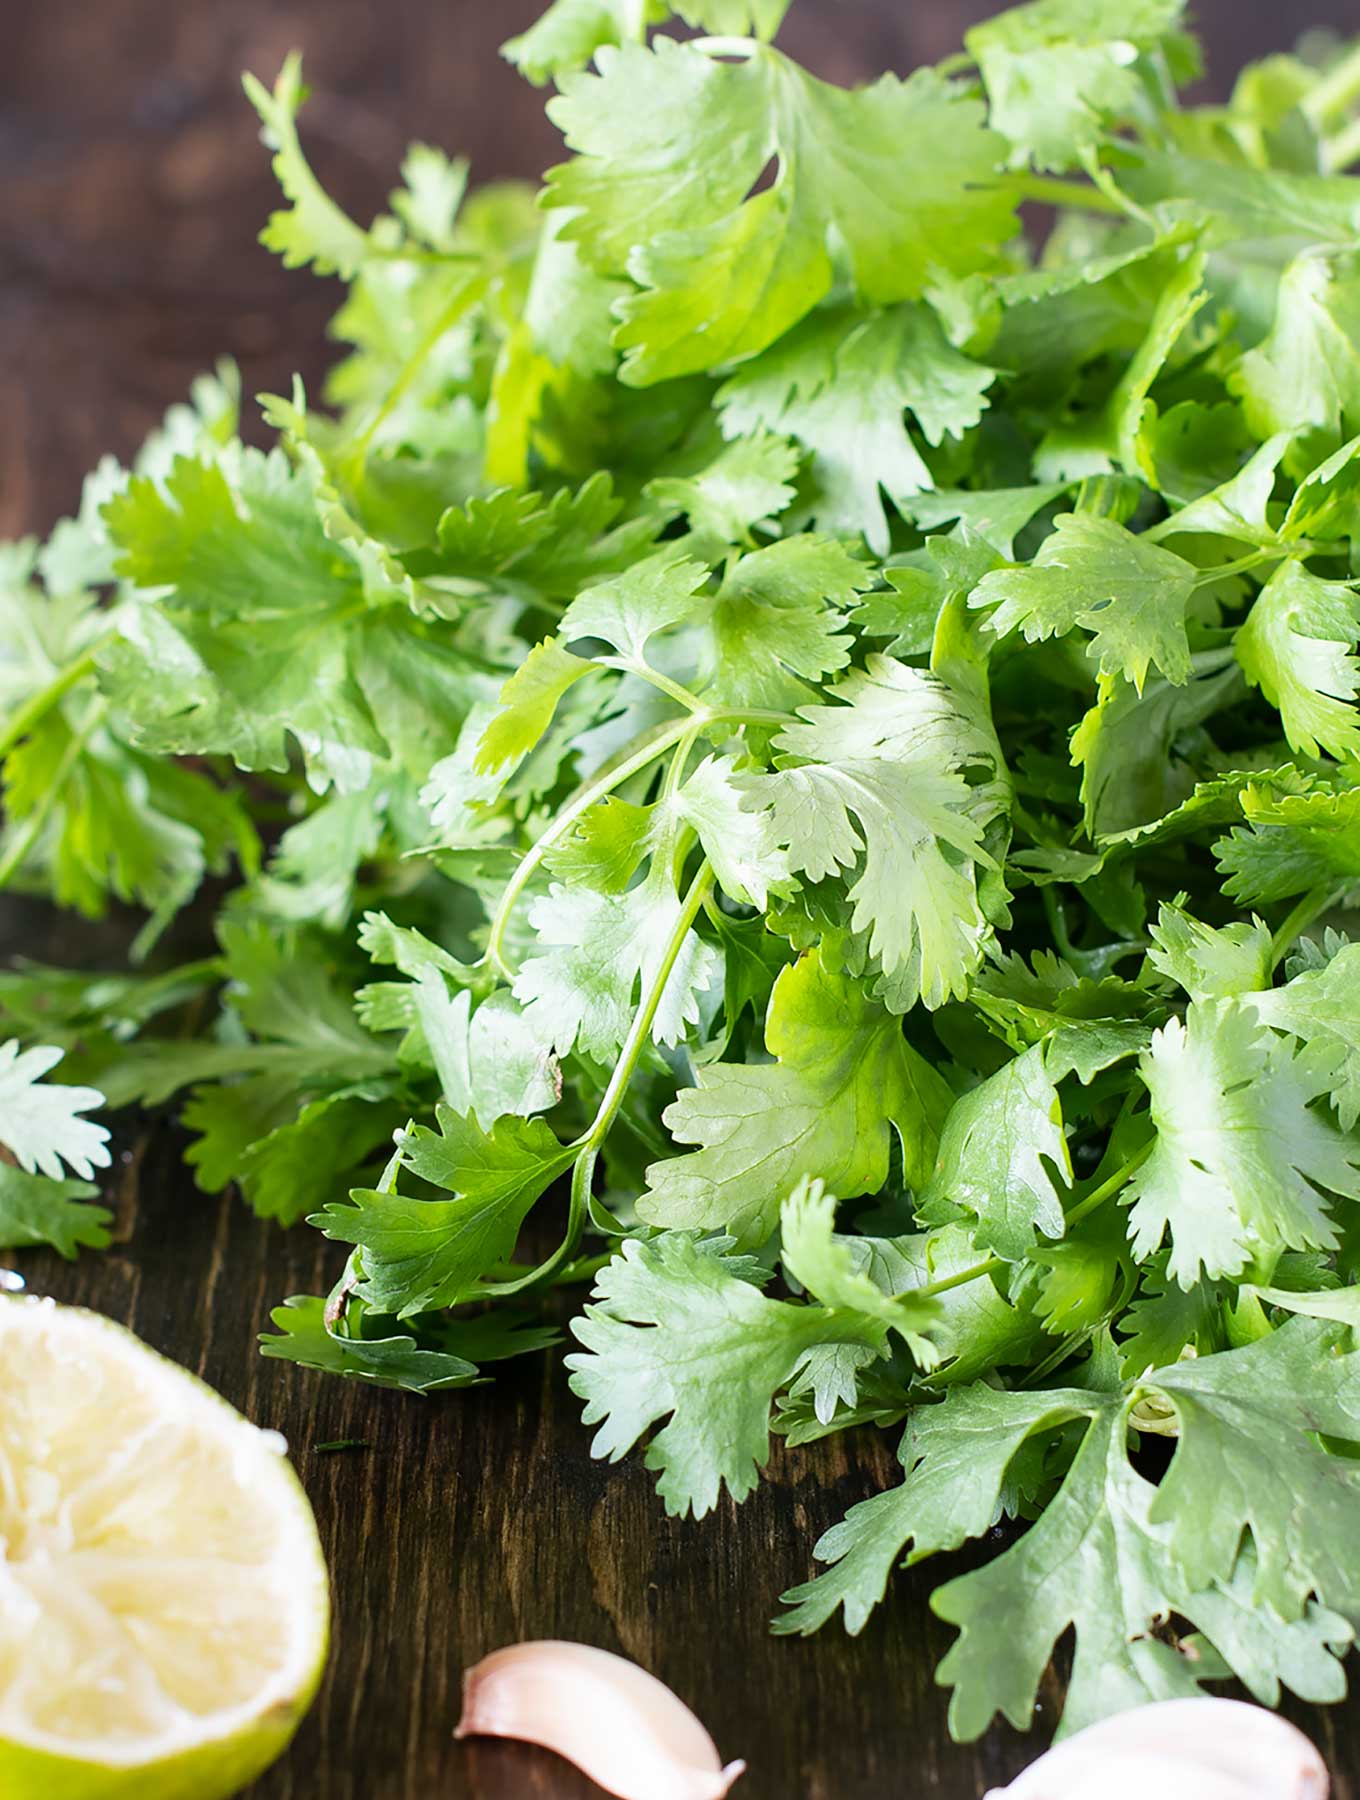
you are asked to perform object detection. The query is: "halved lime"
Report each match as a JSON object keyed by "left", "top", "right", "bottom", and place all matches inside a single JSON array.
[{"left": 0, "top": 1296, "right": 329, "bottom": 1799}]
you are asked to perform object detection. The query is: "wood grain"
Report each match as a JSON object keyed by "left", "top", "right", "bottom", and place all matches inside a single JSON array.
[{"left": 6, "top": 0, "right": 1360, "bottom": 1792}]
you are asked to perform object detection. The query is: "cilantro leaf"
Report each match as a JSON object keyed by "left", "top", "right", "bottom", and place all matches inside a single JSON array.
[
  {"left": 548, "top": 42, "right": 1014, "bottom": 384},
  {"left": 1127, "top": 1000, "right": 1360, "bottom": 1284},
  {"left": 475, "top": 639, "right": 595, "bottom": 777},
  {"left": 972, "top": 513, "right": 1199, "bottom": 691},
  {"left": 0, "top": 1042, "right": 111, "bottom": 1181},
  {"left": 777, "top": 1384, "right": 1093, "bottom": 1636},
  {"left": 717, "top": 306, "right": 998, "bottom": 553},
  {"left": 639, "top": 947, "right": 952, "bottom": 1245},
  {"left": 243, "top": 56, "right": 375, "bottom": 278},
  {"left": 780, "top": 1178, "right": 941, "bottom": 1358},
  {"left": 101, "top": 450, "right": 457, "bottom": 790},
  {"left": 312, "top": 1106, "right": 576, "bottom": 1316},
  {"left": 665, "top": 755, "right": 790, "bottom": 909},
  {"left": 260, "top": 1295, "right": 483, "bottom": 1393},
  {"left": 1070, "top": 655, "right": 1245, "bottom": 840},
  {"left": 921, "top": 1043, "right": 1072, "bottom": 1262},
  {"left": 1248, "top": 940, "right": 1360, "bottom": 1130},
  {"left": 0, "top": 1164, "right": 111, "bottom": 1259},
  {"left": 1149, "top": 1317, "right": 1360, "bottom": 1620},
  {"left": 514, "top": 861, "right": 722, "bottom": 1058},
  {"left": 934, "top": 1400, "right": 1350, "bottom": 1738},
  {"left": 1233, "top": 250, "right": 1360, "bottom": 441},
  {"left": 697, "top": 535, "right": 866, "bottom": 713},
  {"left": 1146, "top": 901, "right": 1273, "bottom": 1000},
  {"left": 567, "top": 1231, "right": 866, "bottom": 1517},
  {"left": 967, "top": 0, "right": 1187, "bottom": 173},
  {"left": 1217, "top": 779, "right": 1360, "bottom": 904},
  {"left": 1236, "top": 559, "right": 1360, "bottom": 761},
  {"left": 646, "top": 432, "right": 800, "bottom": 547},
  {"left": 559, "top": 552, "right": 709, "bottom": 660},
  {"left": 502, "top": 1, "right": 669, "bottom": 85},
  {"left": 752, "top": 657, "right": 1006, "bottom": 1009}
]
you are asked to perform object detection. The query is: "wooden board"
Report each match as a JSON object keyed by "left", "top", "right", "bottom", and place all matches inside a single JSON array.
[{"left": 5, "top": 0, "right": 1360, "bottom": 1791}]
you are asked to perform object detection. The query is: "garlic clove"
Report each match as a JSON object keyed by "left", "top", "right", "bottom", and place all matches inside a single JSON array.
[
  {"left": 987, "top": 1697, "right": 1328, "bottom": 1799},
  {"left": 456, "top": 1639, "right": 746, "bottom": 1800}
]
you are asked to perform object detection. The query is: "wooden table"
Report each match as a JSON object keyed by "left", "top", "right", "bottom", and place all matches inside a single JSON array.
[{"left": 5, "top": 1, "right": 1360, "bottom": 1793}]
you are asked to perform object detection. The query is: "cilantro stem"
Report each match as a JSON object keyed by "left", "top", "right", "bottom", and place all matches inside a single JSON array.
[
  {"left": 1062, "top": 1139, "right": 1153, "bottom": 1228},
  {"left": 1303, "top": 42, "right": 1360, "bottom": 128},
  {"left": 485, "top": 1252, "right": 610, "bottom": 1286},
  {"left": 1324, "top": 113, "right": 1360, "bottom": 173},
  {"left": 348, "top": 273, "right": 488, "bottom": 463},
  {"left": 598, "top": 657, "right": 706, "bottom": 715},
  {"left": 914, "top": 1255, "right": 1004, "bottom": 1300},
  {"left": 0, "top": 644, "right": 102, "bottom": 762},
  {"left": 1190, "top": 548, "right": 1284, "bottom": 586},
  {"left": 689, "top": 36, "right": 760, "bottom": 58},
  {"left": 483, "top": 715, "right": 693, "bottom": 978},
  {"left": 484, "top": 707, "right": 788, "bottom": 978},
  {"left": 361, "top": 246, "right": 483, "bottom": 267},
  {"left": 0, "top": 697, "right": 107, "bottom": 891},
  {"left": 1006, "top": 174, "right": 1127, "bottom": 217},
  {"left": 492, "top": 861, "right": 716, "bottom": 1297},
  {"left": 580, "top": 858, "right": 716, "bottom": 1155},
  {"left": 1269, "top": 885, "right": 1337, "bottom": 972}
]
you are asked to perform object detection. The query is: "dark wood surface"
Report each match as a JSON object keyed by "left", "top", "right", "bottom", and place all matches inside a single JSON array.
[{"left": 6, "top": 2, "right": 1360, "bottom": 1794}]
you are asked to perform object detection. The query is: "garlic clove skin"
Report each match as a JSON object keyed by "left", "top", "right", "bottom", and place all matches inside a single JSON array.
[
  {"left": 987, "top": 1697, "right": 1328, "bottom": 1799},
  {"left": 456, "top": 1639, "right": 746, "bottom": 1800}
]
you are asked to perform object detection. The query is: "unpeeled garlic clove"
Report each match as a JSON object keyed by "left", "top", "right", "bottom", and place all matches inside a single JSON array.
[
  {"left": 456, "top": 1639, "right": 746, "bottom": 1800},
  {"left": 987, "top": 1697, "right": 1328, "bottom": 1799}
]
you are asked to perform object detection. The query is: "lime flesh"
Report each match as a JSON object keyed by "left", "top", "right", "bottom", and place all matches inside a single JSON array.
[{"left": 0, "top": 1296, "right": 329, "bottom": 1799}]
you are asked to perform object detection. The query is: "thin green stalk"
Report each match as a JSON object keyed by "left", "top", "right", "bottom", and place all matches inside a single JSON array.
[
  {"left": 913, "top": 1255, "right": 1005, "bottom": 1301},
  {"left": 579, "top": 859, "right": 716, "bottom": 1154},
  {"left": 597, "top": 656, "right": 707, "bottom": 716},
  {"left": 661, "top": 714, "right": 708, "bottom": 804},
  {"left": 0, "top": 645, "right": 102, "bottom": 762},
  {"left": 1063, "top": 1140, "right": 1153, "bottom": 1229},
  {"left": 483, "top": 705, "right": 790, "bottom": 979},
  {"left": 690, "top": 36, "right": 760, "bottom": 58},
  {"left": 1324, "top": 113, "right": 1360, "bottom": 172},
  {"left": 348, "top": 273, "right": 487, "bottom": 463},
  {"left": 0, "top": 699, "right": 106, "bottom": 890},
  {"left": 491, "top": 860, "right": 715, "bottom": 1298},
  {"left": 483, "top": 715, "right": 693, "bottom": 978},
  {"left": 1303, "top": 41, "right": 1360, "bottom": 127},
  {"left": 1190, "top": 548, "right": 1285, "bottom": 587},
  {"left": 1270, "top": 885, "right": 1337, "bottom": 972},
  {"left": 1007, "top": 173, "right": 1127, "bottom": 216},
  {"left": 484, "top": 1251, "right": 611, "bottom": 1287},
  {"left": 361, "top": 246, "right": 482, "bottom": 267}
]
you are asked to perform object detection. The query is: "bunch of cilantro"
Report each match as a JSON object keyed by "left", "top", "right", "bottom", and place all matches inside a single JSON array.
[{"left": 8, "top": 0, "right": 1360, "bottom": 1742}]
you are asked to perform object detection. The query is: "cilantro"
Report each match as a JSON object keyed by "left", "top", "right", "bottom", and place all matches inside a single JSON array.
[
  {"left": 567, "top": 1230, "right": 874, "bottom": 1516},
  {"left": 0, "top": 1165, "right": 111, "bottom": 1259},
  {"left": 1236, "top": 559, "right": 1360, "bottom": 761},
  {"left": 1127, "top": 1001, "right": 1360, "bottom": 1284},
  {"left": 639, "top": 947, "right": 952, "bottom": 1244},
  {"left": 972, "top": 512, "right": 1200, "bottom": 691},
  {"left": 920, "top": 1042, "right": 1071, "bottom": 1261},
  {"left": 0, "top": 1042, "right": 111, "bottom": 1181},
  {"left": 11, "top": 0, "right": 1360, "bottom": 1752}
]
